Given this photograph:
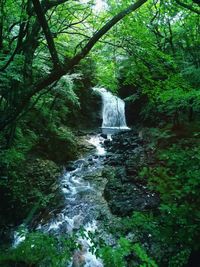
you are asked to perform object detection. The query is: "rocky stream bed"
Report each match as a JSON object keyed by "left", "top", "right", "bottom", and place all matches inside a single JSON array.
[
  {"left": 40, "top": 128, "right": 160, "bottom": 266},
  {"left": 6, "top": 126, "right": 161, "bottom": 267},
  {"left": 102, "top": 129, "right": 159, "bottom": 216}
]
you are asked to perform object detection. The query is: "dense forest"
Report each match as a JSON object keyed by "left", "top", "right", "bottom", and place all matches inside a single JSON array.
[{"left": 0, "top": 0, "right": 200, "bottom": 266}]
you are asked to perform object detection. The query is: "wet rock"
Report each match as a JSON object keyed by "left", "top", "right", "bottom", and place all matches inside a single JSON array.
[
  {"left": 106, "top": 155, "right": 123, "bottom": 166},
  {"left": 84, "top": 171, "right": 103, "bottom": 181},
  {"left": 74, "top": 159, "right": 87, "bottom": 167},
  {"left": 100, "top": 133, "right": 107, "bottom": 139},
  {"left": 66, "top": 161, "right": 76, "bottom": 171},
  {"left": 72, "top": 250, "right": 85, "bottom": 267},
  {"left": 115, "top": 167, "right": 127, "bottom": 182},
  {"left": 104, "top": 139, "right": 111, "bottom": 146},
  {"left": 77, "top": 137, "right": 96, "bottom": 155},
  {"left": 104, "top": 178, "right": 159, "bottom": 216},
  {"left": 88, "top": 157, "right": 93, "bottom": 162},
  {"left": 102, "top": 130, "right": 159, "bottom": 216}
]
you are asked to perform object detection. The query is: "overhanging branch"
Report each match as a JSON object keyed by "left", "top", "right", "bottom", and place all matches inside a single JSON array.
[
  {"left": 175, "top": 0, "right": 200, "bottom": 14},
  {"left": 32, "top": 0, "right": 60, "bottom": 68}
]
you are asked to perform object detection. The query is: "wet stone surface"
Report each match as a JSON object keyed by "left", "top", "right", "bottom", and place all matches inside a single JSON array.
[{"left": 102, "top": 130, "right": 160, "bottom": 216}]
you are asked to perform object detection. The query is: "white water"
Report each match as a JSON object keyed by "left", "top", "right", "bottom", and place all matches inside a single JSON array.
[
  {"left": 38, "top": 135, "right": 105, "bottom": 267},
  {"left": 13, "top": 225, "right": 27, "bottom": 247},
  {"left": 13, "top": 90, "right": 130, "bottom": 265},
  {"left": 93, "top": 87, "right": 129, "bottom": 130},
  {"left": 13, "top": 135, "right": 106, "bottom": 267}
]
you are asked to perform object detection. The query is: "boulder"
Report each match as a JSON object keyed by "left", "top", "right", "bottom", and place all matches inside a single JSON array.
[
  {"left": 104, "top": 168, "right": 159, "bottom": 216},
  {"left": 102, "top": 130, "right": 159, "bottom": 216}
]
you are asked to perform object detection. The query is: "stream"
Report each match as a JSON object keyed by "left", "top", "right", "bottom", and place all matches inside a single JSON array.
[
  {"left": 39, "top": 134, "right": 109, "bottom": 266},
  {"left": 13, "top": 87, "right": 130, "bottom": 266}
]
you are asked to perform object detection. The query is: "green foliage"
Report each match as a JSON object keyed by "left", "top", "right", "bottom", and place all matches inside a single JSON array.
[
  {"left": 152, "top": 74, "right": 200, "bottom": 119},
  {"left": 182, "top": 66, "right": 200, "bottom": 88},
  {"left": 92, "top": 45, "right": 119, "bottom": 92},
  {"left": 0, "top": 231, "right": 77, "bottom": 266},
  {"left": 99, "top": 238, "right": 157, "bottom": 267},
  {"left": 99, "top": 238, "right": 132, "bottom": 267},
  {"left": 0, "top": 54, "right": 24, "bottom": 86},
  {"left": 53, "top": 74, "right": 81, "bottom": 107},
  {"left": 139, "top": 131, "right": 200, "bottom": 266},
  {"left": 35, "top": 125, "right": 78, "bottom": 163},
  {"left": 0, "top": 147, "right": 25, "bottom": 169},
  {"left": 168, "top": 249, "right": 191, "bottom": 267},
  {"left": 149, "top": 142, "right": 200, "bottom": 205},
  {"left": 0, "top": 1, "right": 200, "bottom": 266},
  {"left": 133, "top": 243, "right": 158, "bottom": 267}
]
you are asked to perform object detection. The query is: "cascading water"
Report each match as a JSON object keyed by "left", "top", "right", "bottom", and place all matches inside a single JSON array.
[
  {"left": 13, "top": 88, "right": 130, "bottom": 266},
  {"left": 39, "top": 135, "right": 108, "bottom": 266},
  {"left": 93, "top": 87, "right": 129, "bottom": 130},
  {"left": 14, "top": 135, "right": 108, "bottom": 267}
]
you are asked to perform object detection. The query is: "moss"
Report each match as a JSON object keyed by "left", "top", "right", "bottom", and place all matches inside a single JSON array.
[
  {"left": 0, "top": 158, "right": 62, "bottom": 228},
  {"left": 33, "top": 126, "right": 78, "bottom": 164}
]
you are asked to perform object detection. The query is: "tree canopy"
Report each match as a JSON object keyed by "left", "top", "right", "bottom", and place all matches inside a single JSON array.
[
  {"left": 0, "top": 0, "right": 200, "bottom": 266},
  {"left": 0, "top": 0, "right": 149, "bottom": 130}
]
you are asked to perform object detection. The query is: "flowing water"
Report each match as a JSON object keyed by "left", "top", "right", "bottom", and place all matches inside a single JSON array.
[
  {"left": 14, "top": 135, "right": 109, "bottom": 266},
  {"left": 93, "top": 87, "right": 129, "bottom": 131},
  {"left": 13, "top": 88, "right": 130, "bottom": 266},
  {"left": 38, "top": 135, "right": 108, "bottom": 266}
]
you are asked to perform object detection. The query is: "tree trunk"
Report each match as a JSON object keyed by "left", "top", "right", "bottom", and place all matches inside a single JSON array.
[
  {"left": 0, "top": 0, "right": 4, "bottom": 50},
  {"left": 31, "top": 0, "right": 60, "bottom": 68}
]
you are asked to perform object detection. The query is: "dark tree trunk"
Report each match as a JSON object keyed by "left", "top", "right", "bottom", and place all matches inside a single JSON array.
[
  {"left": 5, "top": 123, "right": 16, "bottom": 147},
  {"left": 173, "top": 110, "right": 180, "bottom": 127},
  {"left": 0, "top": 0, "right": 4, "bottom": 50},
  {"left": 186, "top": 250, "right": 200, "bottom": 267},
  {"left": 22, "top": 20, "right": 41, "bottom": 83},
  {"left": 189, "top": 107, "right": 193, "bottom": 122},
  {"left": 168, "top": 19, "right": 175, "bottom": 55},
  {"left": 31, "top": 0, "right": 60, "bottom": 68}
]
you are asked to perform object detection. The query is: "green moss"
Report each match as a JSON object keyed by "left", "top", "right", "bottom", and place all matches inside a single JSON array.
[{"left": 0, "top": 158, "right": 61, "bottom": 227}]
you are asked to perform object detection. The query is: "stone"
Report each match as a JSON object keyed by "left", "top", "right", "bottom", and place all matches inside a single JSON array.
[
  {"left": 102, "top": 130, "right": 159, "bottom": 216},
  {"left": 104, "top": 181, "right": 159, "bottom": 216},
  {"left": 100, "top": 133, "right": 107, "bottom": 139},
  {"left": 104, "top": 139, "right": 111, "bottom": 146},
  {"left": 66, "top": 162, "right": 76, "bottom": 171}
]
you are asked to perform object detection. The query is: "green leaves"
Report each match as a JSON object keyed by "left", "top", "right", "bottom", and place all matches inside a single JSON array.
[
  {"left": 133, "top": 243, "right": 158, "bottom": 267},
  {"left": 144, "top": 134, "right": 200, "bottom": 264},
  {"left": 99, "top": 238, "right": 158, "bottom": 267},
  {"left": 0, "top": 232, "right": 77, "bottom": 266},
  {"left": 53, "top": 74, "right": 81, "bottom": 107}
]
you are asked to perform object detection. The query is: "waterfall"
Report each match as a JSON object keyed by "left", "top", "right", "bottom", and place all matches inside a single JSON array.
[
  {"left": 93, "top": 87, "right": 129, "bottom": 129},
  {"left": 12, "top": 88, "right": 130, "bottom": 267}
]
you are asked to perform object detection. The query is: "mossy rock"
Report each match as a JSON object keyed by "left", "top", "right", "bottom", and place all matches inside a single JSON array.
[
  {"left": 34, "top": 126, "right": 78, "bottom": 164},
  {"left": 0, "top": 158, "right": 61, "bottom": 228}
]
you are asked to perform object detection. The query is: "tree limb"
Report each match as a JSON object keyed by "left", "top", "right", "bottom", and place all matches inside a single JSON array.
[
  {"left": 0, "top": 0, "right": 5, "bottom": 50},
  {"left": 43, "top": 0, "right": 71, "bottom": 11},
  {"left": 0, "top": 22, "right": 26, "bottom": 71},
  {"left": 175, "top": 0, "right": 200, "bottom": 15},
  {"left": 27, "top": 0, "right": 71, "bottom": 15},
  {"left": 32, "top": 0, "right": 60, "bottom": 68}
]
